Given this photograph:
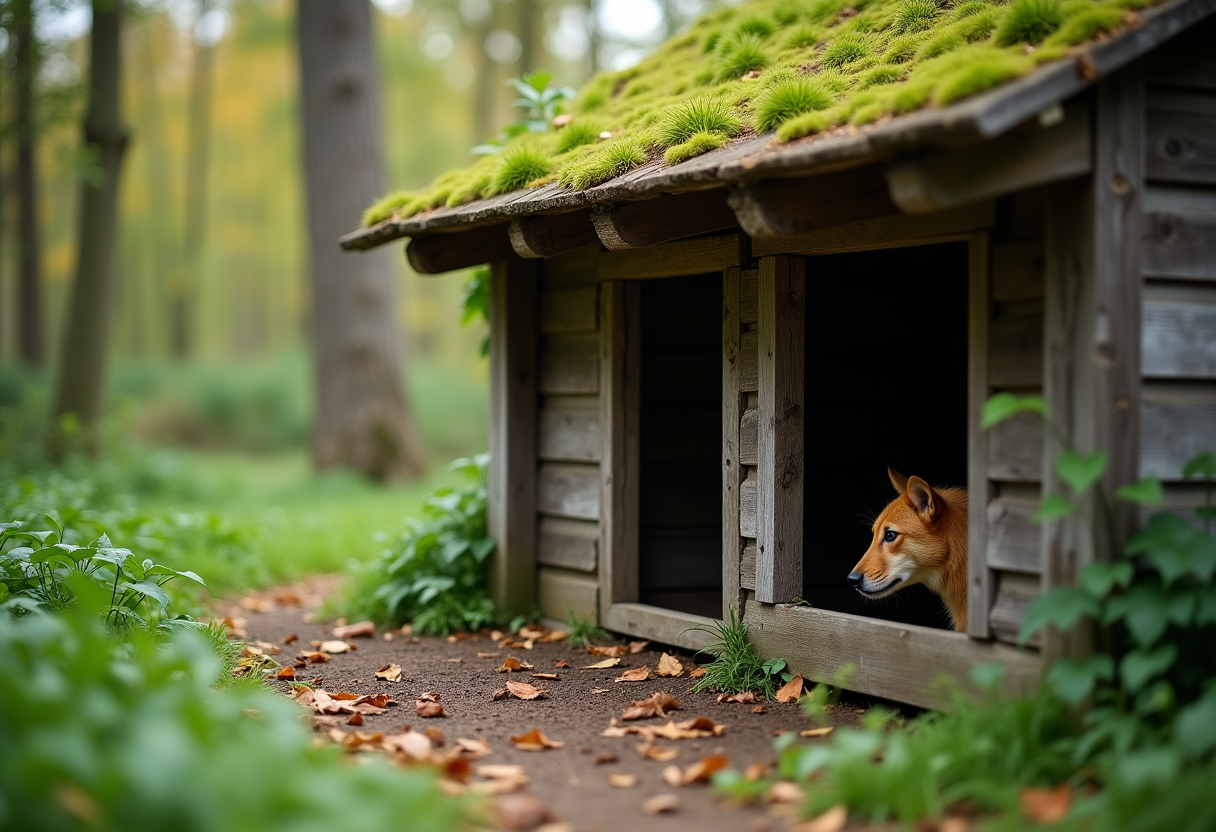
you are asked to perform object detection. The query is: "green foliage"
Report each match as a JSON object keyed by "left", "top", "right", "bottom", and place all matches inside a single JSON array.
[
  {"left": 557, "top": 136, "right": 649, "bottom": 190},
  {"left": 891, "top": 0, "right": 941, "bottom": 35},
  {"left": 689, "top": 607, "right": 785, "bottom": 699},
  {"left": 785, "top": 24, "right": 821, "bottom": 49},
  {"left": 995, "top": 0, "right": 1066, "bottom": 45},
  {"left": 490, "top": 141, "right": 551, "bottom": 195},
  {"left": 565, "top": 609, "right": 609, "bottom": 648},
  {"left": 657, "top": 97, "right": 742, "bottom": 148},
  {"left": 715, "top": 32, "right": 770, "bottom": 79},
  {"left": 345, "top": 454, "right": 497, "bottom": 635},
  {"left": 663, "top": 130, "right": 728, "bottom": 166},
  {"left": 820, "top": 33, "right": 870, "bottom": 68},
  {"left": 472, "top": 70, "right": 575, "bottom": 155},
  {"left": 858, "top": 64, "right": 903, "bottom": 89},
  {"left": 756, "top": 76, "right": 835, "bottom": 133},
  {"left": 0, "top": 598, "right": 475, "bottom": 832},
  {"left": 554, "top": 116, "right": 604, "bottom": 154}
]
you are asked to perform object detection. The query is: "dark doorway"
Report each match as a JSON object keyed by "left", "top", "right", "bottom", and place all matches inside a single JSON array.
[
  {"left": 637, "top": 274, "right": 723, "bottom": 618},
  {"left": 802, "top": 242, "right": 970, "bottom": 629}
]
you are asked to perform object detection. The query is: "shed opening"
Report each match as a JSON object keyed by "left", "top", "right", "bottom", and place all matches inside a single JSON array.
[
  {"left": 637, "top": 274, "right": 723, "bottom": 618},
  {"left": 802, "top": 242, "right": 970, "bottom": 630}
]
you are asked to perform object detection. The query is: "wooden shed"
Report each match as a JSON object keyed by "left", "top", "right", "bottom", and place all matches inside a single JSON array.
[{"left": 342, "top": 0, "right": 1216, "bottom": 708}]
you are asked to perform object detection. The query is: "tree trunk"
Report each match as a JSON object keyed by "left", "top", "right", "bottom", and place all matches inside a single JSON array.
[
  {"left": 15, "top": 0, "right": 44, "bottom": 366},
  {"left": 472, "top": 19, "right": 494, "bottom": 147},
  {"left": 51, "top": 0, "right": 128, "bottom": 437},
  {"left": 516, "top": 0, "right": 537, "bottom": 74},
  {"left": 296, "top": 0, "right": 427, "bottom": 481}
]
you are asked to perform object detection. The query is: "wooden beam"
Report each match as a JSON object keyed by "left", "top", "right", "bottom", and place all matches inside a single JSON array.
[
  {"left": 722, "top": 267, "right": 746, "bottom": 620},
  {"left": 487, "top": 259, "right": 538, "bottom": 618},
  {"left": 592, "top": 189, "right": 738, "bottom": 250},
  {"left": 596, "top": 234, "right": 745, "bottom": 280},
  {"left": 968, "top": 232, "right": 994, "bottom": 638},
  {"left": 406, "top": 223, "right": 515, "bottom": 274},
  {"left": 728, "top": 165, "right": 896, "bottom": 237},
  {"left": 601, "top": 602, "right": 716, "bottom": 651},
  {"left": 756, "top": 257, "right": 804, "bottom": 605},
  {"left": 509, "top": 210, "right": 599, "bottom": 259},
  {"left": 887, "top": 108, "right": 1091, "bottom": 214}
]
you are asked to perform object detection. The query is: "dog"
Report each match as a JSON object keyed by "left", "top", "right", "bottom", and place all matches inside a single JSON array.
[{"left": 847, "top": 468, "right": 968, "bottom": 631}]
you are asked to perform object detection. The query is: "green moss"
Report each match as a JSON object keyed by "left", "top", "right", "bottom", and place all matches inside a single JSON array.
[
  {"left": 929, "top": 45, "right": 1029, "bottom": 104},
  {"left": 734, "top": 14, "right": 776, "bottom": 39},
  {"left": 891, "top": 0, "right": 941, "bottom": 35},
  {"left": 1045, "top": 3, "right": 1125, "bottom": 46},
  {"left": 858, "top": 64, "right": 903, "bottom": 89},
  {"left": 756, "top": 76, "right": 834, "bottom": 132},
  {"left": 363, "top": 190, "right": 414, "bottom": 226},
  {"left": 657, "top": 97, "right": 743, "bottom": 147},
  {"left": 951, "top": 1, "right": 993, "bottom": 21},
  {"left": 777, "top": 107, "right": 838, "bottom": 141},
  {"left": 664, "top": 130, "right": 729, "bottom": 165},
  {"left": 785, "top": 24, "right": 821, "bottom": 49},
  {"left": 995, "top": 0, "right": 1066, "bottom": 45},
  {"left": 555, "top": 117, "right": 604, "bottom": 154},
  {"left": 489, "top": 142, "right": 551, "bottom": 195},
  {"left": 557, "top": 136, "right": 649, "bottom": 190},
  {"left": 821, "top": 32, "right": 870, "bottom": 68},
  {"left": 918, "top": 30, "right": 963, "bottom": 60},
  {"left": 716, "top": 32, "right": 770, "bottom": 79},
  {"left": 884, "top": 32, "right": 929, "bottom": 63}
]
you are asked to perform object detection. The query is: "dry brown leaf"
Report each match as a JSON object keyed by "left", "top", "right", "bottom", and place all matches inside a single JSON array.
[
  {"left": 752, "top": 704, "right": 767, "bottom": 714},
  {"left": 253, "top": 641, "right": 281, "bottom": 655},
  {"left": 416, "top": 699, "right": 446, "bottom": 718},
  {"left": 447, "top": 658, "right": 463, "bottom": 663},
  {"left": 494, "top": 793, "right": 556, "bottom": 830},
  {"left": 583, "top": 657, "right": 622, "bottom": 669},
  {"left": 331, "top": 620, "right": 375, "bottom": 639},
  {"left": 639, "top": 743, "right": 679, "bottom": 762},
  {"left": 531, "top": 672, "right": 560, "bottom": 681},
  {"left": 505, "top": 680, "right": 546, "bottom": 700},
  {"left": 775, "top": 674, "right": 805, "bottom": 703},
  {"left": 767, "top": 781, "right": 805, "bottom": 804},
  {"left": 453, "top": 737, "right": 493, "bottom": 759},
  {"left": 383, "top": 729, "right": 434, "bottom": 760},
  {"left": 800, "top": 727, "right": 834, "bottom": 739},
  {"left": 497, "top": 657, "right": 532, "bottom": 673},
  {"left": 476, "top": 652, "right": 496, "bottom": 659},
  {"left": 792, "top": 804, "right": 847, "bottom": 832},
  {"left": 492, "top": 688, "right": 509, "bottom": 701},
  {"left": 662, "top": 765, "right": 683, "bottom": 787},
  {"left": 347, "top": 712, "right": 364, "bottom": 726},
  {"left": 241, "top": 596, "right": 273, "bottom": 613},
  {"left": 628, "top": 640, "right": 650, "bottom": 654},
  {"left": 586, "top": 644, "right": 626, "bottom": 657},
  {"left": 275, "top": 666, "right": 295, "bottom": 680},
  {"left": 592, "top": 687, "right": 609, "bottom": 694},
  {"left": 517, "top": 625, "right": 549, "bottom": 640},
  {"left": 717, "top": 691, "right": 757, "bottom": 704},
  {"left": 554, "top": 660, "right": 569, "bottom": 668},
  {"left": 608, "top": 773, "right": 637, "bottom": 788},
  {"left": 656, "top": 653, "right": 684, "bottom": 677},
  {"left": 678, "top": 754, "right": 729, "bottom": 785},
  {"left": 1020, "top": 785, "right": 1072, "bottom": 823},
  {"left": 594, "top": 753, "right": 618, "bottom": 764},
  {"left": 472, "top": 764, "right": 528, "bottom": 796},
  {"left": 319, "top": 640, "right": 352, "bottom": 654},
  {"left": 382, "top": 632, "right": 395, "bottom": 641},
  {"left": 300, "top": 650, "right": 330, "bottom": 664},
  {"left": 509, "top": 728, "right": 564, "bottom": 751},
  {"left": 688, "top": 665, "right": 706, "bottom": 679},
  {"left": 641, "top": 794, "right": 680, "bottom": 815},
  {"left": 375, "top": 663, "right": 402, "bottom": 682},
  {"left": 615, "top": 666, "right": 650, "bottom": 682},
  {"left": 424, "top": 727, "right": 446, "bottom": 746},
  {"left": 744, "top": 762, "right": 767, "bottom": 781},
  {"left": 621, "top": 691, "right": 683, "bottom": 721},
  {"left": 283, "top": 633, "right": 298, "bottom": 645}
]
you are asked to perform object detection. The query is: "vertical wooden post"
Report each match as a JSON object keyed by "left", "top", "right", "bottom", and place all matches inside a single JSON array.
[
  {"left": 967, "top": 232, "right": 994, "bottom": 637},
  {"left": 488, "top": 259, "right": 538, "bottom": 617},
  {"left": 599, "top": 280, "right": 641, "bottom": 617},
  {"left": 1041, "top": 67, "right": 1143, "bottom": 667},
  {"left": 722, "top": 267, "right": 745, "bottom": 619},
  {"left": 756, "top": 257, "right": 805, "bottom": 605}
]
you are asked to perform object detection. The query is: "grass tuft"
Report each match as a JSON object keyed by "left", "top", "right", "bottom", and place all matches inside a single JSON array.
[
  {"left": 932, "top": 46, "right": 1028, "bottom": 104},
  {"left": 716, "top": 32, "right": 770, "bottom": 79},
  {"left": 690, "top": 608, "right": 779, "bottom": 699},
  {"left": 664, "top": 130, "right": 728, "bottom": 165},
  {"left": 557, "top": 136, "right": 649, "bottom": 190},
  {"left": 362, "top": 190, "right": 414, "bottom": 226},
  {"left": 858, "top": 64, "right": 903, "bottom": 89},
  {"left": 565, "top": 610, "right": 610, "bottom": 649},
  {"left": 657, "top": 97, "right": 742, "bottom": 148},
  {"left": 734, "top": 14, "right": 775, "bottom": 39},
  {"left": 891, "top": 0, "right": 941, "bottom": 35},
  {"left": 785, "top": 24, "right": 821, "bottom": 49},
  {"left": 1045, "top": 4, "right": 1126, "bottom": 47},
  {"left": 491, "top": 142, "right": 552, "bottom": 195},
  {"left": 555, "top": 116, "right": 603, "bottom": 154},
  {"left": 755, "top": 76, "right": 834, "bottom": 133},
  {"left": 821, "top": 33, "right": 870, "bottom": 69},
  {"left": 995, "top": 0, "right": 1065, "bottom": 45},
  {"left": 950, "top": 0, "right": 993, "bottom": 21}
]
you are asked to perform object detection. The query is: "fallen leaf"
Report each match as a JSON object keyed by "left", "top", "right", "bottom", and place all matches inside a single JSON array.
[
  {"left": 657, "top": 653, "right": 684, "bottom": 677},
  {"left": 752, "top": 704, "right": 767, "bottom": 714},
  {"left": 494, "top": 793, "right": 556, "bottom": 829},
  {"left": 744, "top": 762, "right": 767, "bottom": 780},
  {"left": 509, "top": 728, "right": 564, "bottom": 751},
  {"left": 517, "top": 626, "right": 549, "bottom": 640},
  {"left": 641, "top": 794, "right": 680, "bottom": 815},
  {"left": 587, "top": 645, "right": 626, "bottom": 657},
  {"left": 375, "top": 663, "right": 402, "bottom": 682},
  {"left": 689, "top": 665, "right": 706, "bottom": 679},
  {"left": 639, "top": 743, "right": 679, "bottom": 762},
  {"left": 775, "top": 675, "right": 805, "bottom": 703},
  {"left": 332, "top": 620, "right": 375, "bottom": 639},
  {"left": 792, "top": 804, "right": 847, "bottom": 832},
  {"left": 615, "top": 666, "right": 650, "bottom": 682},
  {"left": 416, "top": 699, "right": 446, "bottom": 718},
  {"left": 493, "top": 689, "right": 509, "bottom": 700},
  {"left": 621, "top": 691, "right": 683, "bottom": 720},
  {"left": 583, "top": 657, "right": 622, "bottom": 669},
  {"left": 477, "top": 652, "right": 497, "bottom": 659},
  {"left": 447, "top": 658, "right": 463, "bottom": 663},
  {"left": 717, "top": 691, "right": 757, "bottom": 704},
  {"left": 283, "top": 633, "right": 298, "bottom": 645},
  {"left": 319, "top": 640, "right": 352, "bottom": 654},
  {"left": 241, "top": 596, "right": 273, "bottom": 612},
  {"left": 678, "top": 754, "right": 729, "bottom": 785},
  {"left": 300, "top": 651, "right": 331, "bottom": 664},
  {"left": 800, "top": 727, "right": 834, "bottom": 739},
  {"left": 497, "top": 657, "right": 532, "bottom": 673},
  {"left": 539, "top": 629, "right": 567, "bottom": 644},
  {"left": 594, "top": 753, "right": 618, "bottom": 764},
  {"left": 1020, "top": 785, "right": 1072, "bottom": 823},
  {"left": 554, "top": 660, "right": 569, "bottom": 668},
  {"left": 531, "top": 672, "right": 560, "bottom": 681},
  {"left": 592, "top": 688, "right": 609, "bottom": 694},
  {"left": 456, "top": 737, "right": 493, "bottom": 758},
  {"left": 505, "top": 680, "right": 546, "bottom": 700},
  {"left": 608, "top": 773, "right": 637, "bottom": 788},
  {"left": 275, "top": 666, "right": 296, "bottom": 680},
  {"left": 473, "top": 764, "right": 528, "bottom": 795},
  {"left": 424, "top": 727, "right": 446, "bottom": 746},
  {"left": 347, "top": 712, "right": 364, "bottom": 726},
  {"left": 644, "top": 717, "right": 726, "bottom": 740},
  {"left": 382, "top": 632, "right": 395, "bottom": 641},
  {"left": 628, "top": 640, "right": 650, "bottom": 654},
  {"left": 767, "top": 781, "right": 805, "bottom": 804},
  {"left": 662, "top": 765, "right": 683, "bottom": 787},
  {"left": 253, "top": 641, "right": 281, "bottom": 655}
]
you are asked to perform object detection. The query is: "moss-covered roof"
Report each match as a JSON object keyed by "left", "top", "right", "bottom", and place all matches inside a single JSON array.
[{"left": 361, "top": 0, "right": 1163, "bottom": 231}]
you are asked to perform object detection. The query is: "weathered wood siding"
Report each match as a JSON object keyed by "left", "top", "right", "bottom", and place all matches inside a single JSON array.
[{"left": 734, "top": 269, "right": 760, "bottom": 595}]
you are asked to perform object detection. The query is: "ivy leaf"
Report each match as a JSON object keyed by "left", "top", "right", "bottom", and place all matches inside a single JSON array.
[
  {"left": 1175, "top": 689, "right": 1216, "bottom": 759},
  {"left": 1125, "top": 513, "right": 1216, "bottom": 584},
  {"left": 1047, "top": 655, "right": 1112, "bottom": 706},
  {"left": 120, "top": 580, "right": 170, "bottom": 610},
  {"left": 1078, "top": 561, "right": 1133, "bottom": 598},
  {"left": 1105, "top": 584, "right": 1171, "bottom": 647},
  {"left": 980, "top": 392, "right": 1047, "bottom": 430},
  {"left": 1182, "top": 451, "right": 1216, "bottom": 481},
  {"left": 1115, "top": 476, "right": 1163, "bottom": 506},
  {"left": 1018, "top": 587, "right": 1099, "bottom": 644},
  {"left": 1119, "top": 644, "right": 1177, "bottom": 693},
  {"left": 1033, "top": 495, "right": 1074, "bottom": 522},
  {"left": 1056, "top": 451, "right": 1108, "bottom": 495}
]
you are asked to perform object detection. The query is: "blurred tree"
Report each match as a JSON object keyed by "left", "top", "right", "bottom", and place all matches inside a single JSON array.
[
  {"left": 51, "top": 0, "right": 129, "bottom": 438},
  {"left": 297, "top": 0, "right": 426, "bottom": 481},
  {"left": 13, "top": 0, "right": 44, "bottom": 365}
]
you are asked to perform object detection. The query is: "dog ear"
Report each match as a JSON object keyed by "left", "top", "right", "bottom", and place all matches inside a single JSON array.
[
  {"left": 887, "top": 468, "right": 909, "bottom": 494},
  {"left": 904, "top": 477, "right": 938, "bottom": 521}
]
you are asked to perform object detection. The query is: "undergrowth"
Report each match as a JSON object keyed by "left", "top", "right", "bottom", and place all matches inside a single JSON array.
[
  {"left": 363, "top": 0, "right": 1161, "bottom": 226},
  {"left": 689, "top": 607, "right": 789, "bottom": 699}
]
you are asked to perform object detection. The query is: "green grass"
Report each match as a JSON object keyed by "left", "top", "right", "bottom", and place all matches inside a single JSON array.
[
  {"left": 555, "top": 116, "right": 604, "bottom": 153},
  {"left": 657, "top": 96, "right": 743, "bottom": 147},
  {"left": 756, "top": 76, "right": 834, "bottom": 132},
  {"left": 690, "top": 607, "right": 781, "bottom": 699},
  {"left": 664, "top": 130, "right": 728, "bottom": 165},
  {"left": 491, "top": 141, "right": 552, "bottom": 194},
  {"left": 715, "top": 32, "right": 770, "bottom": 79},
  {"left": 995, "top": 0, "right": 1066, "bottom": 45},
  {"left": 565, "top": 609, "right": 610, "bottom": 648}
]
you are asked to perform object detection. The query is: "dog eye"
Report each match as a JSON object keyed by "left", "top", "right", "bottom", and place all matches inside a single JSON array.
[{"left": 883, "top": 529, "right": 898, "bottom": 543}]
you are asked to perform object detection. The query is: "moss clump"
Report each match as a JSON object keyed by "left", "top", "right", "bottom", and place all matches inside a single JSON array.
[
  {"left": 1045, "top": 4, "right": 1125, "bottom": 46},
  {"left": 555, "top": 117, "right": 603, "bottom": 154},
  {"left": 734, "top": 14, "right": 776, "bottom": 39},
  {"left": 664, "top": 130, "right": 728, "bottom": 165},
  {"left": 785, "top": 24, "right": 821, "bottom": 49},
  {"left": 821, "top": 32, "right": 870, "bottom": 68},
  {"left": 490, "top": 142, "right": 551, "bottom": 195},
  {"left": 858, "top": 64, "right": 903, "bottom": 89},
  {"left": 716, "top": 32, "right": 770, "bottom": 79},
  {"left": 930, "top": 44, "right": 1029, "bottom": 104},
  {"left": 995, "top": 0, "right": 1065, "bottom": 45},
  {"left": 657, "top": 97, "right": 742, "bottom": 147},
  {"left": 756, "top": 76, "right": 834, "bottom": 132},
  {"left": 363, "top": 190, "right": 414, "bottom": 226},
  {"left": 558, "top": 136, "right": 649, "bottom": 190},
  {"left": 891, "top": 0, "right": 941, "bottom": 35}
]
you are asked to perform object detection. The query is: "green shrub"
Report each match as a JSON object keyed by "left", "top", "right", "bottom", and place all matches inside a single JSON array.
[{"left": 0, "top": 599, "right": 475, "bottom": 832}]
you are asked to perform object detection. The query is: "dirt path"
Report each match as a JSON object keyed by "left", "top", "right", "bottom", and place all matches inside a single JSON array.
[{"left": 217, "top": 579, "right": 864, "bottom": 832}]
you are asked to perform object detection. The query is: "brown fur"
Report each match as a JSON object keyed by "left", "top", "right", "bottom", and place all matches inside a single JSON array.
[{"left": 848, "top": 468, "right": 968, "bottom": 631}]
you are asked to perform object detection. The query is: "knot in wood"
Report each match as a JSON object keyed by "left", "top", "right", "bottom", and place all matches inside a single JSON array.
[
  {"left": 1156, "top": 218, "right": 1178, "bottom": 243},
  {"left": 1115, "top": 395, "right": 1130, "bottom": 412},
  {"left": 1109, "top": 174, "right": 1131, "bottom": 196},
  {"left": 1162, "top": 136, "right": 1183, "bottom": 159}
]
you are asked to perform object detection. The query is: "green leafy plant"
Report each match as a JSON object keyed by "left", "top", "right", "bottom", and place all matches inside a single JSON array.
[
  {"left": 0, "top": 517, "right": 203, "bottom": 635},
  {"left": 472, "top": 70, "right": 575, "bottom": 155},
  {"left": 565, "top": 609, "right": 609, "bottom": 648},
  {"left": 689, "top": 607, "right": 785, "bottom": 699},
  {"left": 461, "top": 265, "right": 491, "bottom": 357}
]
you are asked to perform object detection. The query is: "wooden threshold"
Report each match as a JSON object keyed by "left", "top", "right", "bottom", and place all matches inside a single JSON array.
[
  {"left": 744, "top": 602, "right": 1041, "bottom": 710},
  {"left": 602, "top": 602, "right": 717, "bottom": 652}
]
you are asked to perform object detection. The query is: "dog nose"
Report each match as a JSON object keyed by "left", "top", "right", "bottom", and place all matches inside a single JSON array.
[{"left": 847, "top": 571, "right": 863, "bottom": 587}]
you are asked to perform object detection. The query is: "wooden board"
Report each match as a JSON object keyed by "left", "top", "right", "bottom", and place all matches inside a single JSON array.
[
  {"left": 723, "top": 267, "right": 746, "bottom": 620},
  {"left": 537, "top": 517, "right": 599, "bottom": 572},
  {"left": 739, "top": 409, "right": 759, "bottom": 467},
  {"left": 1142, "top": 298, "right": 1216, "bottom": 378},
  {"left": 1146, "top": 110, "right": 1216, "bottom": 185},
  {"left": 407, "top": 223, "right": 516, "bottom": 274},
  {"left": 537, "top": 462, "right": 601, "bottom": 520},
  {"left": 991, "top": 238, "right": 1045, "bottom": 302},
  {"left": 509, "top": 210, "right": 599, "bottom": 259},
  {"left": 969, "top": 232, "right": 994, "bottom": 637},
  {"left": 1140, "top": 397, "right": 1216, "bottom": 480},
  {"left": 744, "top": 602, "right": 1041, "bottom": 711},
  {"left": 756, "top": 257, "right": 805, "bottom": 605},
  {"left": 538, "top": 286, "right": 598, "bottom": 334},
  {"left": 538, "top": 567, "right": 599, "bottom": 623},
  {"left": 1142, "top": 188, "right": 1216, "bottom": 280},
  {"left": 988, "top": 313, "right": 1044, "bottom": 388},
  {"left": 538, "top": 407, "right": 600, "bottom": 462},
  {"left": 986, "top": 498, "right": 1042, "bottom": 574},
  {"left": 593, "top": 189, "right": 738, "bottom": 249},
  {"left": 740, "top": 477, "right": 758, "bottom": 539},
  {"left": 539, "top": 333, "right": 599, "bottom": 394},
  {"left": 740, "top": 543, "right": 757, "bottom": 591},
  {"left": 601, "top": 602, "right": 716, "bottom": 651},
  {"left": 596, "top": 234, "right": 744, "bottom": 280},
  {"left": 989, "top": 572, "right": 1041, "bottom": 647},
  {"left": 739, "top": 330, "right": 758, "bottom": 393},
  {"left": 740, "top": 269, "right": 759, "bottom": 325},
  {"left": 729, "top": 165, "right": 896, "bottom": 237},
  {"left": 988, "top": 411, "right": 1044, "bottom": 482},
  {"left": 487, "top": 260, "right": 538, "bottom": 617}
]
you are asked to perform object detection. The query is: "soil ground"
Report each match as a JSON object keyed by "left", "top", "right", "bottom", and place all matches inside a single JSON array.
[{"left": 216, "top": 578, "right": 868, "bottom": 832}]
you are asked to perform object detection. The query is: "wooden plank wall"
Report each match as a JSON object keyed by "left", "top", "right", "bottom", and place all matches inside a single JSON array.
[
  {"left": 984, "top": 190, "right": 1048, "bottom": 645},
  {"left": 1142, "top": 28, "right": 1216, "bottom": 507},
  {"left": 733, "top": 270, "right": 761, "bottom": 600},
  {"left": 535, "top": 255, "right": 603, "bottom": 620}
]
